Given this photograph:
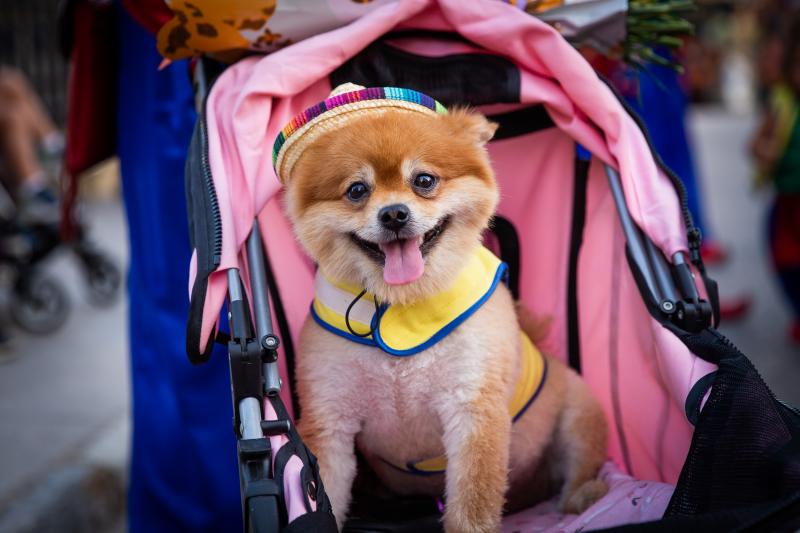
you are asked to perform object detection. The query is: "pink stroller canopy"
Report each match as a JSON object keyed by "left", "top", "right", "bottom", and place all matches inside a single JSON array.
[{"left": 185, "top": 0, "right": 719, "bottom": 527}]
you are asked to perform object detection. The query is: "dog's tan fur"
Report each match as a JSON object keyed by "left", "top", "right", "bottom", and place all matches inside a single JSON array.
[{"left": 284, "top": 108, "right": 608, "bottom": 532}]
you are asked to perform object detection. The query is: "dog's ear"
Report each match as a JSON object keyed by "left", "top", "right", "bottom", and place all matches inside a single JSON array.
[{"left": 441, "top": 108, "right": 498, "bottom": 147}]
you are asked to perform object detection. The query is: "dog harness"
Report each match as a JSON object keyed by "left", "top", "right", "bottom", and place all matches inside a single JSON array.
[{"left": 311, "top": 246, "right": 548, "bottom": 475}]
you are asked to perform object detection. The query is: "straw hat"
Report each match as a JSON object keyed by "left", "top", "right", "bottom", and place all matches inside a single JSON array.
[{"left": 272, "top": 83, "right": 448, "bottom": 183}]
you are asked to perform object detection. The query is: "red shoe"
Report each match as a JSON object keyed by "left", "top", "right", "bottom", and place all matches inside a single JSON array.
[
  {"left": 701, "top": 241, "right": 729, "bottom": 267},
  {"left": 790, "top": 322, "right": 800, "bottom": 345},
  {"left": 718, "top": 296, "right": 751, "bottom": 322}
]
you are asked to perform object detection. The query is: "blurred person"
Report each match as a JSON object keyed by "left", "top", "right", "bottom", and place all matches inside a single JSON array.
[
  {"left": 751, "top": 13, "right": 800, "bottom": 344},
  {"left": 0, "top": 66, "right": 63, "bottom": 221}
]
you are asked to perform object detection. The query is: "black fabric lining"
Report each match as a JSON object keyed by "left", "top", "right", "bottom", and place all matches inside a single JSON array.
[
  {"left": 185, "top": 117, "right": 218, "bottom": 363},
  {"left": 490, "top": 215, "right": 520, "bottom": 299},
  {"left": 331, "top": 40, "right": 520, "bottom": 106},
  {"left": 566, "top": 152, "right": 590, "bottom": 373},
  {"left": 185, "top": 60, "right": 227, "bottom": 363}
]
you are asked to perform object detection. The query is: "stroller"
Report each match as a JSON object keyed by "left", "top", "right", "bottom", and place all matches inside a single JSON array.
[
  {"left": 0, "top": 174, "right": 120, "bottom": 335},
  {"left": 178, "top": 1, "right": 800, "bottom": 531}
]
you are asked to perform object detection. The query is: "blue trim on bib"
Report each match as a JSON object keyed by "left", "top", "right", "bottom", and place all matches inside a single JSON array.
[
  {"left": 309, "top": 303, "right": 378, "bottom": 347},
  {"left": 371, "top": 263, "right": 509, "bottom": 356},
  {"left": 310, "top": 262, "right": 509, "bottom": 357},
  {"left": 511, "top": 357, "right": 548, "bottom": 423}
]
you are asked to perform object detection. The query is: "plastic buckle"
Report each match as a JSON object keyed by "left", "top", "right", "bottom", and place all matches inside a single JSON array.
[
  {"left": 239, "top": 437, "right": 271, "bottom": 460},
  {"left": 229, "top": 337, "right": 266, "bottom": 404}
]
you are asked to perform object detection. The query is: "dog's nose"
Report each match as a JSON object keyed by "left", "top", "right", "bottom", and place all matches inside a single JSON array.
[{"left": 378, "top": 204, "right": 410, "bottom": 232}]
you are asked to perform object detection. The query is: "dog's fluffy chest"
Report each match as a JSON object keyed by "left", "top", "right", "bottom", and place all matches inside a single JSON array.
[{"left": 297, "top": 287, "right": 519, "bottom": 483}]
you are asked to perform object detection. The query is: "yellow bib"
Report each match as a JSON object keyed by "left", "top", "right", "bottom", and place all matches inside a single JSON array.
[
  {"left": 312, "top": 246, "right": 508, "bottom": 355},
  {"left": 310, "top": 246, "right": 548, "bottom": 475}
]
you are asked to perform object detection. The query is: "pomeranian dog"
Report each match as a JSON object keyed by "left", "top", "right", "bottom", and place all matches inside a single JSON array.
[{"left": 274, "top": 84, "right": 608, "bottom": 532}]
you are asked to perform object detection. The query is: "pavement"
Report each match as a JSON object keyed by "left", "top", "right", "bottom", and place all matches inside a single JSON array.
[
  {"left": 0, "top": 200, "right": 129, "bottom": 533},
  {"left": 0, "top": 107, "right": 796, "bottom": 532},
  {"left": 689, "top": 106, "right": 800, "bottom": 405}
]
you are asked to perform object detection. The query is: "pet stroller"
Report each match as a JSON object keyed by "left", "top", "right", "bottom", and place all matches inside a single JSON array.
[
  {"left": 0, "top": 169, "right": 120, "bottom": 335},
  {"left": 177, "top": 0, "right": 800, "bottom": 530}
]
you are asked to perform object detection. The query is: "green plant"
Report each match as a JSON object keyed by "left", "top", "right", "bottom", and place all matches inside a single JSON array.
[{"left": 624, "top": 0, "right": 696, "bottom": 71}]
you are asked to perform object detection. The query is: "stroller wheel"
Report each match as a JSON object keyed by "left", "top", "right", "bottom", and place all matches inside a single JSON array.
[
  {"left": 12, "top": 275, "right": 70, "bottom": 334},
  {"left": 82, "top": 252, "right": 121, "bottom": 307}
]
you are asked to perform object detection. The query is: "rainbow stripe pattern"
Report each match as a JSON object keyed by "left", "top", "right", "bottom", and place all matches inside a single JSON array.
[{"left": 272, "top": 86, "right": 447, "bottom": 169}]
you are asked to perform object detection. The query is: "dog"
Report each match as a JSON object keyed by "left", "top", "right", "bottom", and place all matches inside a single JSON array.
[{"left": 273, "top": 84, "right": 608, "bottom": 532}]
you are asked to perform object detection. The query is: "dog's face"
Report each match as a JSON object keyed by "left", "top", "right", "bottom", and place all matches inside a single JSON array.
[{"left": 284, "top": 108, "right": 498, "bottom": 304}]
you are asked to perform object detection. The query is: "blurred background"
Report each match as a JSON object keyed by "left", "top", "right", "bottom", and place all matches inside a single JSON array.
[{"left": 0, "top": 0, "right": 797, "bottom": 532}]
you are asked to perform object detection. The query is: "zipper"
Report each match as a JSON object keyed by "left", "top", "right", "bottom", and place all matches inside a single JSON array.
[{"left": 199, "top": 111, "right": 223, "bottom": 267}]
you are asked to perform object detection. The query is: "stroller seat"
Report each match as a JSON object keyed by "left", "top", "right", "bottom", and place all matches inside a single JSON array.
[{"left": 179, "top": 1, "right": 800, "bottom": 531}]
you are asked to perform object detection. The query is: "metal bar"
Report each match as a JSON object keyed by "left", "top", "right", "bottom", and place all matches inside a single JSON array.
[
  {"left": 672, "top": 251, "right": 700, "bottom": 300},
  {"left": 239, "top": 397, "right": 265, "bottom": 439},
  {"left": 194, "top": 58, "right": 208, "bottom": 113},
  {"left": 246, "top": 223, "right": 281, "bottom": 396},
  {"left": 228, "top": 268, "right": 243, "bottom": 303},
  {"left": 644, "top": 237, "right": 677, "bottom": 307},
  {"left": 604, "top": 165, "right": 659, "bottom": 302}
]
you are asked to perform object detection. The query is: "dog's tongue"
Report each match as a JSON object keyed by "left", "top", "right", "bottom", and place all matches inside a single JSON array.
[{"left": 379, "top": 237, "right": 424, "bottom": 285}]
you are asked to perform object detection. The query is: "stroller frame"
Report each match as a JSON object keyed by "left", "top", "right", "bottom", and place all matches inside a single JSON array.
[
  {"left": 226, "top": 223, "right": 285, "bottom": 532},
  {"left": 183, "top": 13, "right": 800, "bottom": 531}
]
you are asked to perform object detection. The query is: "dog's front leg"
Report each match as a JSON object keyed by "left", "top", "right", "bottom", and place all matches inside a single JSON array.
[
  {"left": 439, "top": 390, "right": 511, "bottom": 533},
  {"left": 298, "top": 408, "right": 359, "bottom": 528}
]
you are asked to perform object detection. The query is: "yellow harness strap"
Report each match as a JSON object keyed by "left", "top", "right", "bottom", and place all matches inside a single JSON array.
[{"left": 393, "top": 333, "right": 546, "bottom": 476}]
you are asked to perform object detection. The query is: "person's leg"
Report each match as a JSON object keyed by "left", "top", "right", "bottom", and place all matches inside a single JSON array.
[
  {"left": 0, "top": 105, "right": 44, "bottom": 187},
  {"left": 0, "top": 67, "right": 60, "bottom": 146},
  {"left": 116, "top": 8, "right": 241, "bottom": 532}
]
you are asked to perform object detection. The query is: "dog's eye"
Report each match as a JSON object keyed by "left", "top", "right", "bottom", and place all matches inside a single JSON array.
[
  {"left": 413, "top": 173, "right": 437, "bottom": 192},
  {"left": 346, "top": 182, "right": 369, "bottom": 202}
]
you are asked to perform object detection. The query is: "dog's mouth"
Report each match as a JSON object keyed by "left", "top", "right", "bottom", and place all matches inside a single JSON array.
[{"left": 349, "top": 216, "right": 450, "bottom": 285}]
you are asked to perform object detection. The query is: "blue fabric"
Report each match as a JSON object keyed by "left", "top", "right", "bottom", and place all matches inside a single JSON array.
[
  {"left": 117, "top": 9, "right": 242, "bottom": 532},
  {"left": 622, "top": 63, "right": 709, "bottom": 235}
]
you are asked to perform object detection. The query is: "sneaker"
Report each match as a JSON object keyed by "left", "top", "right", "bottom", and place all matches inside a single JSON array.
[
  {"left": 17, "top": 187, "right": 60, "bottom": 226},
  {"left": 701, "top": 241, "right": 729, "bottom": 267}
]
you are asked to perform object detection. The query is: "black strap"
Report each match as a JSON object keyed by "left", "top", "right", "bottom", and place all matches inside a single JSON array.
[
  {"left": 684, "top": 371, "right": 717, "bottom": 426},
  {"left": 566, "top": 148, "right": 590, "bottom": 373},
  {"left": 490, "top": 215, "right": 521, "bottom": 299},
  {"left": 488, "top": 105, "right": 555, "bottom": 142}
]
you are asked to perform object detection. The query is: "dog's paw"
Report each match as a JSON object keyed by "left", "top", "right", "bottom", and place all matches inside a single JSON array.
[{"left": 559, "top": 479, "right": 608, "bottom": 515}]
